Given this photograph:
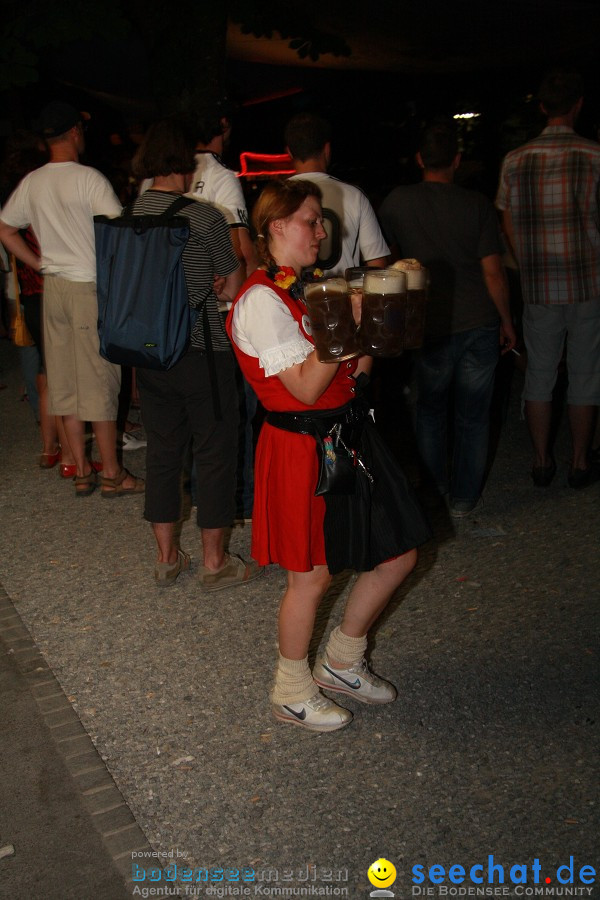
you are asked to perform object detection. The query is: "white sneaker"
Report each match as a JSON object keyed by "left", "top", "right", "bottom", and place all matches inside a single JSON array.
[
  {"left": 272, "top": 691, "right": 352, "bottom": 732},
  {"left": 122, "top": 430, "right": 147, "bottom": 450},
  {"left": 313, "top": 655, "right": 397, "bottom": 705}
]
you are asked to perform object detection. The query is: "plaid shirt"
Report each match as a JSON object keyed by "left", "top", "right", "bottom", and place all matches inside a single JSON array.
[{"left": 496, "top": 125, "right": 600, "bottom": 304}]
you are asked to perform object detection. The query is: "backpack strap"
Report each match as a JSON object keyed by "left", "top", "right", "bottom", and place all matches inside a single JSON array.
[
  {"left": 189, "top": 299, "right": 222, "bottom": 421},
  {"left": 160, "top": 196, "right": 194, "bottom": 220},
  {"left": 123, "top": 195, "right": 194, "bottom": 219},
  {"left": 202, "top": 301, "right": 222, "bottom": 421}
]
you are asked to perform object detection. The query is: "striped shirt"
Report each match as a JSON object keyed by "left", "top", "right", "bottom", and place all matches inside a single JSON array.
[
  {"left": 131, "top": 190, "right": 239, "bottom": 351},
  {"left": 496, "top": 126, "right": 600, "bottom": 304}
]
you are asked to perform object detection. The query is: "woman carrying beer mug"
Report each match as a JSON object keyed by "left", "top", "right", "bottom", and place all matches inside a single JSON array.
[{"left": 226, "top": 179, "right": 430, "bottom": 732}]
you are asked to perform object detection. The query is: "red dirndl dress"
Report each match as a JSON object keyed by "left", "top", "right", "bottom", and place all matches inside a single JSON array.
[{"left": 226, "top": 270, "right": 359, "bottom": 572}]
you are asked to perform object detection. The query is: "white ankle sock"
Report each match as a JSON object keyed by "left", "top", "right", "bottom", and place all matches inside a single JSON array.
[
  {"left": 325, "top": 626, "right": 367, "bottom": 667},
  {"left": 271, "top": 655, "right": 316, "bottom": 705}
]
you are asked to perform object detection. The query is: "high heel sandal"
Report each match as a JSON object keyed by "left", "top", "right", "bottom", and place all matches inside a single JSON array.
[
  {"left": 39, "top": 445, "right": 61, "bottom": 469},
  {"left": 60, "top": 460, "right": 103, "bottom": 479}
]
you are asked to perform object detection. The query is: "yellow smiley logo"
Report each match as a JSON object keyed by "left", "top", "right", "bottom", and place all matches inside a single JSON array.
[{"left": 368, "top": 858, "right": 397, "bottom": 888}]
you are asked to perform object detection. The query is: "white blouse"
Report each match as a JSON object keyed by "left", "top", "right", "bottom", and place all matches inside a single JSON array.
[{"left": 231, "top": 283, "right": 314, "bottom": 377}]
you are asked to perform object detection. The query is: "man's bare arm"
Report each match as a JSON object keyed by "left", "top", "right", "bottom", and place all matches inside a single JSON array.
[
  {"left": 501, "top": 209, "right": 517, "bottom": 259},
  {"left": 229, "top": 227, "right": 259, "bottom": 282},
  {"left": 480, "top": 253, "right": 516, "bottom": 354},
  {"left": 0, "top": 223, "right": 40, "bottom": 271},
  {"left": 364, "top": 256, "right": 388, "bottom": 269},
  {"left": 219, "top": 265, "right": 244, "bottom": 306}
]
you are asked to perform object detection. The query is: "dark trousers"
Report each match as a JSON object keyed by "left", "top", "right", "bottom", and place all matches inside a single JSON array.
[
  {"left": 416, "top": 324, "right": 500, "bottom": 503},
  {"left": 138, "top": 351, "right": 239, "bottom": 527}
]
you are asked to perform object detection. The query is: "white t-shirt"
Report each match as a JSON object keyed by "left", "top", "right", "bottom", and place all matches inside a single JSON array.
[
  {"left": 288, "top": 171, "right": 389, "bottom": 277},
  {"left": 188, "top": 152, "right": 249, "bottom": 229},
  {"left": 1, "top": 162, "right": 121, "bottom": 282}
]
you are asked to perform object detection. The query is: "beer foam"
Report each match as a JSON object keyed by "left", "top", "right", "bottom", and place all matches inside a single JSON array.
[
  {"left": 392, "top": 259, "right": 426, "bottom": 290},
  {"left": 406, "top": 270, "right": 426, "bottom": 290},
  {"left": 364, "top": 270, "right": 406, "bottom": 294},
  {"left": 305, "top": 278, "right": 348, "bottom": 300},
  {"left": 392, "top": 258, "right": 422, "bottom": 271}
]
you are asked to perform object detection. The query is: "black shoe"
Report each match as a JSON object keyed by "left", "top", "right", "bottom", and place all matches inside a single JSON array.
[
  {"left": 531, "top": 460, "right": 556, "bottom": 487},
  {"left": 568, "top": 463, "right": 600, "bottom": 489}
]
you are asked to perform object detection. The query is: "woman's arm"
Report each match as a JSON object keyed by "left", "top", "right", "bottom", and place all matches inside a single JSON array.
[
  {"left": 277, "top": 352, "right": 340, "bottom": 406},
  {"left": 233, "top": 284, "right": 340, "bottom": 405},
  {"left": 354, "top": 355, "right": 373, "bottom": 378}
]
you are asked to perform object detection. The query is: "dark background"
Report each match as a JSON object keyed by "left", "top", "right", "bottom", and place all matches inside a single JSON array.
[{"left": 2, "top": 0, "right": 600, "bottom": 201}]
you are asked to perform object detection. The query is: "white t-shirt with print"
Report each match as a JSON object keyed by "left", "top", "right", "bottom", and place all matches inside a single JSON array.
[
  {"left": 288, "top": 171, "right": 389, "bottom": 277},
  {"left": 188, "top": 152, "right": 249, "bottom": 229}
]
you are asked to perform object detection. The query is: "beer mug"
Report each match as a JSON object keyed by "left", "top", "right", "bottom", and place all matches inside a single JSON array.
[
  {"left": 392, "top": 261, "right": 428, "bottom": 350},
  {"left": 303, "top": 278, "right": 360, "bottom": 363},
  {"left": 344, "top": 266, "right": 372, "bottom": 295},
  {"left": 358, "top": 269, "right": 408, "bottom": 357}
]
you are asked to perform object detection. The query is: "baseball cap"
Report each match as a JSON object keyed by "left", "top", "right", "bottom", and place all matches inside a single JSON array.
[{"left": 36, "top": 101, "right": 88, "bottom": 139}]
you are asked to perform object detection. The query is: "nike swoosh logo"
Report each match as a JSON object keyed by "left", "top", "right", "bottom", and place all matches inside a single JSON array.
[
  {"left": 323, "top": 665, "right": 361, "bottom": 689},
  {"left": 283, "top": 705, "right": 307, "bottom": 720}
]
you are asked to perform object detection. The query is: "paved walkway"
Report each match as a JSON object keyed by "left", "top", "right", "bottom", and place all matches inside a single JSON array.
[{"left": 0, "top": 337, "right": 598, "bottom": 900}]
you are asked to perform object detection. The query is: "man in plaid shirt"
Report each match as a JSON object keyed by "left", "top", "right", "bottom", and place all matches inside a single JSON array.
[{"left": 496, "top": 69, "right": 600, "bottom": 489}]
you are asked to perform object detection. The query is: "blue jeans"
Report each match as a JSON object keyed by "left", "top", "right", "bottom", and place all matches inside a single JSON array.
[{"left": 416, "top": 324, "right": 500, "bottom": 503}]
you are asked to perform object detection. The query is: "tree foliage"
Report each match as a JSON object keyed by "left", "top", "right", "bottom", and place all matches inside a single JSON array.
[
  {"left": 230, "top": 0, "right": 351, "bottom": 62},
  {"left": 0, "top": 0, "right": 129, "bottom": 90},
  {"left": 0, "top": 0, "right": 351, "bottom": 106}
]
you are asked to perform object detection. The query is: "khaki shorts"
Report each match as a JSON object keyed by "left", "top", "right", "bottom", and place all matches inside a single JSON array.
[{"left": 43, "top": 275, "right": 121, "bottom": 420}]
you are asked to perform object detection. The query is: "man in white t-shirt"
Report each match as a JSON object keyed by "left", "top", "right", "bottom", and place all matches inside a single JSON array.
[
  {"left": 0, "top": 101, "right": 143, "bottom": 498},
  {"left": 285, "top": 113, "right": 389, "bottom": 277},
  {"left": 189, "top": 110, "right": 258, "bottom": 289}
]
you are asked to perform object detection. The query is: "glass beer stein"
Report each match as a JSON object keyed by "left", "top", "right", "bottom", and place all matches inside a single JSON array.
[
  {"left": 357, "top": 269, "right": 408, "bottom": 357},
  {"left": 303, "top": 278, "right": 360, "bottom": 363}
]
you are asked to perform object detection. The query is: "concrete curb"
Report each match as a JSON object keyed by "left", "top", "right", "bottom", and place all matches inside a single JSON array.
[{"left": 0, "top": 584, "right": 155, "bottom": 893}]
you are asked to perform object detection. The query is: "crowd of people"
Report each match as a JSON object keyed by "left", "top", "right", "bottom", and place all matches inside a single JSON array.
[{"left": 1, "top": 65, "right": 598, "bottom": 732}]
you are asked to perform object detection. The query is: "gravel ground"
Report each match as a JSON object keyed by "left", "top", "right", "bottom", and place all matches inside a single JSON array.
[{"left": 0, "top": 338, "right": 598, "bottom": 899}]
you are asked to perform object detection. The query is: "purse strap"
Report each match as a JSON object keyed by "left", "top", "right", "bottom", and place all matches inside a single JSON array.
[{"left": 10, "top": 255, "right": 22, "bottom": 310}]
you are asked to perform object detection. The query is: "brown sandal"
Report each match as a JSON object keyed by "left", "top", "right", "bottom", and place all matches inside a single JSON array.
[
  {"left": 101, "top": 467, "right": 145, "bottom": 499},
  {"left": 74, "top": 469, "right": 98, "bottom": 497}
]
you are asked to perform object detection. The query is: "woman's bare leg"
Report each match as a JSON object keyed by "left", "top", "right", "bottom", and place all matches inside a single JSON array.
[
  {"left": 37, "top": 374, "right": 59, "bottom": 455},
  {"left": 56, "top": 415, "right": 75, "bottom": 466},
  {"left": 273, "top": 565, "right": 351, "bottom": 728},
  {"left": 313, "top": 550, "right": 418, "bottom": 705},
  {"left": 61, "top": 415, "right": 88, "bottom": 476},
  {"left": 278, "top": 565, "right": 331, "bottom": 659},
  {"left": 338, "top": 549, "right": 417, "bottom": 644}
]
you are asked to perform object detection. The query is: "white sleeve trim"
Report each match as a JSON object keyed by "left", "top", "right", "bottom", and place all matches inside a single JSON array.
[
  {"left": 231, "top": 284, "right": 314, "bottom": 376},
  {"left": 260, "top": 339, "right": 313, "bottom": 377}
]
